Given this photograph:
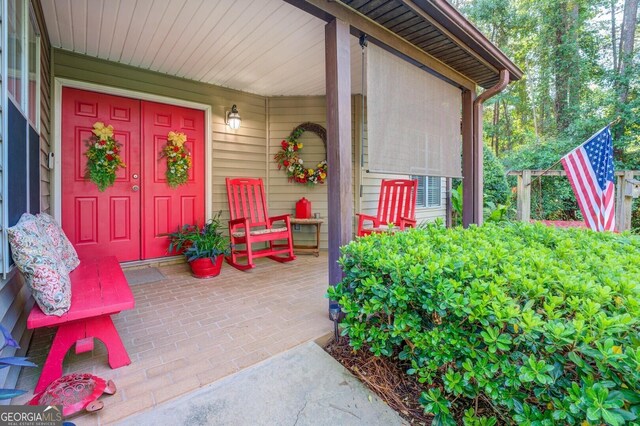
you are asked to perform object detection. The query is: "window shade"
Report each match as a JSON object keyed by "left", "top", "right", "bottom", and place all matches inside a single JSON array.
[{"left": 366, "top": 44, "right": 462, "bottom": 178}]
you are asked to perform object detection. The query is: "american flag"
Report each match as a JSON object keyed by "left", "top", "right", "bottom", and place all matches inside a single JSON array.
[{"left": 561, "top": 126, "right": 615, "bottom": 231}]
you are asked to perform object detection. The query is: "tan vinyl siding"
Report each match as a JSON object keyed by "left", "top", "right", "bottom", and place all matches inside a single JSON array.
[
  {"left": 355, "top": 96, "right": 447, "bottom": 225},
  {"left": 53, "top": 49, "right": 267, "bottom": 228},
  {"left": 39, "top": 10, "right": 52, "bottom": 213},
  {"left": 267, "top": 96, "right": 328, "bottom": 248}
]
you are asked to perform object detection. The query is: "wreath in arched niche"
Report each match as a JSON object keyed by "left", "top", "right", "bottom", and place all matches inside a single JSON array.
[{"left": 274, "top": 122, "right": 327, "bottom": 186}]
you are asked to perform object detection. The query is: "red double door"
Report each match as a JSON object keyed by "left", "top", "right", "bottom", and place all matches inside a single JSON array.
[{"left": 61, "top": 88, "right": 205, "bottom": 262}]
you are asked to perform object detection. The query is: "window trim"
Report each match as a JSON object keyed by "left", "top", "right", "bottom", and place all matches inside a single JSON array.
[
  {"left": 2, "top": 0, "right": 10, "bottom": 277},
  {"left": 27, "top": 4, "right": 40, "bottom": 130}
]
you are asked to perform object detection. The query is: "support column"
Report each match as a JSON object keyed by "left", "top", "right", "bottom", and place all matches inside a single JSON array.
[
  {"left": 615, "top": 171, "right": 635, "bottom": 232},
  {"left": 462, "top": 89, "right": 480, "bottom": 227},
  {"left": 516, "top": 170, "right": 531, "bottom": 222},
  {"left": 325, "top": 19, "right": 352, "bottom": 308}
]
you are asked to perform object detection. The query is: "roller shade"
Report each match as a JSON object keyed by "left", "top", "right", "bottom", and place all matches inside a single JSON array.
[{"left": 366, "top": 44, "right": 462, "bottom": 178}]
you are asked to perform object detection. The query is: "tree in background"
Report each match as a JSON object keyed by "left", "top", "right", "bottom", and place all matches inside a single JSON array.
[
  {"left": 455, "top": 0, "right": 639, "bottom": 225},
  {"left": 459, "top": 0, "right": 638, "bottom": 155}
]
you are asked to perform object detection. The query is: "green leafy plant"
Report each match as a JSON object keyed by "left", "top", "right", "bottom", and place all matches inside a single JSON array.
[
  {"left": 0, "top": 325, "right": 36, "bottom": 399},
  {"left": 167, "top": 212, "right": 230, "bottom": 262},
  {"left": 328, "top": 223, "right": 640, "bottom": 424}
]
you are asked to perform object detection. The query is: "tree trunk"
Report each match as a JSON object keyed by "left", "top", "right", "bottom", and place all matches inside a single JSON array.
[
  {"left": 618, "top": 0, "right": 638, "bottom": 104},
  {"left": 554, "top": 0, "right": 571, "bottom": 133},
  {"left": 502, "top": 100, "right": 512, "bottom": 152},
  {"left": 611, "top": 0, "right": 618, "bottom": 68},
  {"left": 493, "top": 102, "right": 500, "bottom": 155}
]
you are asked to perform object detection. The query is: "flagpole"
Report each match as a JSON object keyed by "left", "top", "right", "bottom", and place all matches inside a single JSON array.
[{"left": 525, "top": 117, "right": 620, "bottom": 187}]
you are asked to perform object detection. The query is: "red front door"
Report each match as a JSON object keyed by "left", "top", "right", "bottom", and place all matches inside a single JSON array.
[
  {"left": 61, "top": 88, "right": 205, "bottom": 262},
  {"left": 62, "top": 88, "right": 141, "bottom": 262},
  {"left": 141, "top": 101, "right": 205, "bottom": 259}
]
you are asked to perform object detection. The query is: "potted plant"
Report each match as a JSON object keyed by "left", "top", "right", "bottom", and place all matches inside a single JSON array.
[{"left": 167, "top": 213, "right": 230, "bottom": 278}]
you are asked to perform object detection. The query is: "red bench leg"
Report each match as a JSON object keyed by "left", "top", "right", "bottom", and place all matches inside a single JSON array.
[
  {"left": 85, "top": 315, "right": 131, "bottom": 369},
  {"left": 34, "top": 315, "right": 131, "bottom": 393},
  {"left": 34, "top": 322, "right": 83, "bottom": 393}
]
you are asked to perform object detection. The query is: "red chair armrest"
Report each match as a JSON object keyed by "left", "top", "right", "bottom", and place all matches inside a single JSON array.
[
  {"left": 356, "top": 213, "right": 379, "bottom": 237},
  {"left": 399, "top": 217, "right": 417, "bottom": 229},
  {"left": 229, "top": 218, "right": 248, "bottom": 227},
  {"left": 268, "top": 214, "right": 291, "bottom": 226},
  {"left": 228, "top": 218, "right": 250, "bottom": 238},
  {"left": 356, "top": 213, "right": 378, "bottom": 226}
]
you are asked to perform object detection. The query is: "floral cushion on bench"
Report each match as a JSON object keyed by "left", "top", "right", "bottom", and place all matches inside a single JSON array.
[
  {"left": 36, "top": 213, "right": 80, "bottom": 272},
  {"left": 7, "top": 214, "right": 71, "bottom": 316}
]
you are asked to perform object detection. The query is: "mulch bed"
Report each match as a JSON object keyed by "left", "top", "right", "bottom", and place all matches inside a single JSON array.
[{"left": 324, "top": 337, "right": 433, "bottom": 425}]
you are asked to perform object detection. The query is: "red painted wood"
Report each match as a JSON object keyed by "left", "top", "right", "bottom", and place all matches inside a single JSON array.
[
  {"left": 28, "top": 257, "right": 134, "bottom": 328},
  {"left": 27, "top": 257, "right": 134, "bottom": 392},
  {"left": 357, "top": 179, "right": 418, "bottom": 237},
  {"left": 62, "top": 88, "right": 141, "bottom": 262},
  {"left": 225, "top": 178, "right": 295, "bottom": 270},
  {"left": 32, "top": 315, "right": 131, "bottom": 393},
  {"left": 75, "top": 337, "right": 94, "bottom": 354},
  {"left": 141, "top": 101, "right": 205, "bottom": 259}
]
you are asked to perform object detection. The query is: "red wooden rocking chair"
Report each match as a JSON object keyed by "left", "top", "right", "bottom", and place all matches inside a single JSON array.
[
  {"left": 225, "top": 177, "right": 296, "bottom": 270},
  {"left": 357, "top": 179, "right": 418, "bottom": 237}
]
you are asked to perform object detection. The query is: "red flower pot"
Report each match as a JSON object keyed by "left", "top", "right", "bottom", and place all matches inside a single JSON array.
[{"left": 189, "top": 256, "right": 224, "bottom": 279}]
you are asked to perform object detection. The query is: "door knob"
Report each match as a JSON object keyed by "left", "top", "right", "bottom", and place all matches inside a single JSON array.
[{"left": 132, "top": 185, "right": 140, "bottom": 192}]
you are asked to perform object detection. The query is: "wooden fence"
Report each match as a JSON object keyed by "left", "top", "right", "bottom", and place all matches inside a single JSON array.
[{"left": 507, "top": 170, "right": 640, "bottom": 232}]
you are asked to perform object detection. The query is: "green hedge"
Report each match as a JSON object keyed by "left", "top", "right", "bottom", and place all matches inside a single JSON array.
[{"left": 328, "top": 223, "right": 640, "bottom": 425}]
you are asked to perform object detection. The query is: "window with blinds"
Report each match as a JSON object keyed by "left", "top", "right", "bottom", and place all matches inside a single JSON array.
[{"left": 412, "top": 176, "right": 441, "bottom": 208}]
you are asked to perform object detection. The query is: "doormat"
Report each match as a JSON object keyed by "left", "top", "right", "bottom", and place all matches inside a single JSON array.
[{"left": 124, "top": 267, "right": 167, "bottom": 285}]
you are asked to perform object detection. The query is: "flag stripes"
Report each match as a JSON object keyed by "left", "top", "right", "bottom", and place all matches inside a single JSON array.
[{"left": 561, "top": 126, "right": 615, "bottom": 232}]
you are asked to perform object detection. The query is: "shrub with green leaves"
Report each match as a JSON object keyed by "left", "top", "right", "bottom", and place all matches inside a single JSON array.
[
  {"left": 483, "top": 148, "right": 510, "bottom": 207},
  {"left": 328, "top": 223, "right": 640, "bottom": 425}
]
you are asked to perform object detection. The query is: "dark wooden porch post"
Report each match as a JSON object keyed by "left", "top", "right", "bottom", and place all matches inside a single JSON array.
[
  {"left": 325, "top": 18, "right": 352, "bottom": 309},
  {"left": 462, "top": 89, "right": 481, "bottom": 226}
]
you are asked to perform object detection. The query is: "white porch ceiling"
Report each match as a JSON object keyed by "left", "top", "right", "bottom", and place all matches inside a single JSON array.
[{"left": 40, "top": 0, "right": 364, "bottom": 97}]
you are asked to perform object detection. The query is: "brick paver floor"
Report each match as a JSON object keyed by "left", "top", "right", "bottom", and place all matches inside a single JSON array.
[{"left": 14, "top": 254, "right": 331, "bottom": 425}]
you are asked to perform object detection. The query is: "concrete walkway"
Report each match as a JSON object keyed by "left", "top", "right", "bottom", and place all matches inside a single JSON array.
[{"left": 118, "top": 341, "right": 405, "bottom": 426}]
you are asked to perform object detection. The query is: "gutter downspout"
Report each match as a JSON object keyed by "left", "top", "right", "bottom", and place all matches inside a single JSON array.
[{"left": 469, "top": 69, "right": 509, "bottom": 225}]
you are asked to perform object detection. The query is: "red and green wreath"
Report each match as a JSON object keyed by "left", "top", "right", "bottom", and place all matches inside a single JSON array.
[
  {"left": 85, "top": 122, "right": 126, "bottom": 192},
  {"left": 274, "top": 122, "right": 327, "bottom": 186},
  {"left": 160, "top": 131, "right": 191, "bottom": 188}
]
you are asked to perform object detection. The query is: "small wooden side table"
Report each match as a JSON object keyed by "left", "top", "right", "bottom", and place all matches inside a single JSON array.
[{"left": 289, "top": 218, "right": 323, "bottom": 257}]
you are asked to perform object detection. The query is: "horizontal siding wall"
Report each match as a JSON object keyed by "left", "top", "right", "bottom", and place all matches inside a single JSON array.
[
  {"left": 268, "top": 96, "right": 328, "bottom": 248},
  {"left": 39, "top": 25, "right": 52, "bottom": 213},
  {"left": 53, "top": 49, "right": 267, "bottom": 230}
]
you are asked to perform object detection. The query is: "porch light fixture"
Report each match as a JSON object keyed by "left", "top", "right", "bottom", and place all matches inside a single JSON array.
[{"left": 226, "top": 105, "right": 241, "bottom": 130}]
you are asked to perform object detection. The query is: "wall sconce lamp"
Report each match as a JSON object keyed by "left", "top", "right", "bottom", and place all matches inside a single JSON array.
[{"left": 226, "top": 104, "right": 241, "bottom": 130}]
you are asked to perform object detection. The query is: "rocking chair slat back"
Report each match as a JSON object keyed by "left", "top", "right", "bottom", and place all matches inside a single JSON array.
[
  {"left": 377, "top": 179, "right": 418, "bottom": 225},
  {"left": 224, "top": 177, "right": 296, "bottom": 270},
  {"left": 226, "top": 178, "right": 268, "bottom": 227}
]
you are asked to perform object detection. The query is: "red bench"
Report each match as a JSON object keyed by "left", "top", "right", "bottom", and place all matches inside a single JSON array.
[{"left": 27, "top": 256, "right": 135, "bottom": 393}]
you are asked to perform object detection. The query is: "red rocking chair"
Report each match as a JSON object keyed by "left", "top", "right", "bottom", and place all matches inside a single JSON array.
[
  {"left": 357, "top": 179, "right": 418, "bottom": 237},
  {"left": 225, "top": 177, "right": 296, "bottom": 270}
]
